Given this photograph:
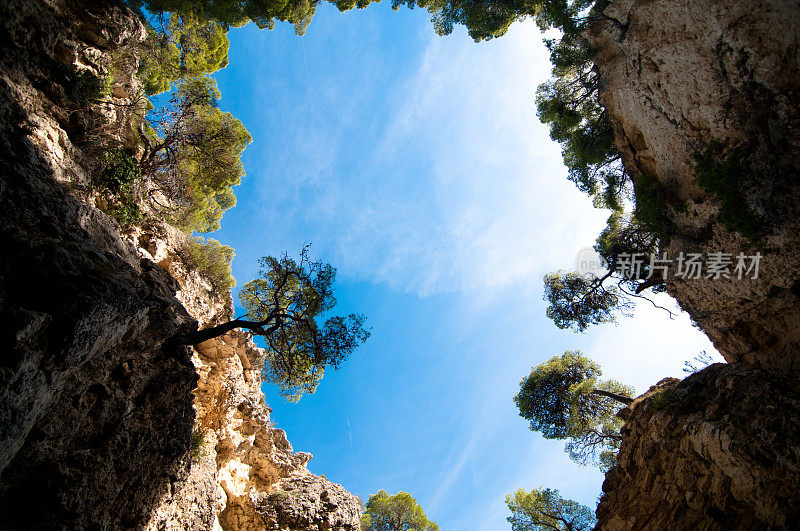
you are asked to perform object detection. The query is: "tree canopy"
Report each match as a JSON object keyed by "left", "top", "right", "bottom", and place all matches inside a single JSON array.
[
  {"left": 543, "top": 271, "right": 625, "bottom": 332},
  {"left": 361, "top": 490, "right": 439, "bottom": 531},
  {"left": 506, "top": 487, "right": 597, "bottom": 531},
  {"left": 175, "top": 247, "right": 370, "bottom": 401},
  {"left": 140, "top": 76, "right": 251, "bottom": 233},
  {"left": 138, "top": 12, "right": 230, "bottom": 95},
  {"left": 136, "top": 0, "right": 381, "bottom": 36},
  {"left": 543, "top": 210, "right": 670, "bottom": 333},
  {"left": 514, "top": 351, "right": 633, "bottom": 470}
]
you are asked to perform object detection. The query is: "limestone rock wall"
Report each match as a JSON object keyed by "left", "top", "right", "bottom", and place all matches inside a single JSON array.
[
  {"left": 0, "top": 1, "right": 198, "bottom": 527},
  {"left": 587, "top": 0, "right": 800, "bottom": 370},
  {"left": 588, "top": 0, "right": 800, "bottom": 527},
  {"left": 598, "top": 366, "right": 800, "bottom": 529},
  {"left": 0, "top": 0, "right": 361, "bottom": 528}
]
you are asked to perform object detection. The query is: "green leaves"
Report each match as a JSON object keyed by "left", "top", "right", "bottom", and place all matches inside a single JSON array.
[
  {"left": 506, "top": 487, "right": 596, "bottom": 531},
  {"left": 143, "top": 75, "right": 251, "bottom": 233},
  {"left": 139, "top": 14, "right": 230, "bottom": 95},
  {"left": 139, "top": 0, "right": 382, "bottom": 38},
  {"left": 543, "top": 272, "right": 622, "bottom": 332},
  {"left": 239, "top": 248, "right": 370, "bottom": 401},
  {"left": 514, "top": 351, "right": 633, "bottom": 470},
  {"left": 361, "top": 490, "right": 439, "bottom": 531},
  {"left": 98, "top": 148, "right": 141, "bottom": 192},
  {"left": 184, "top": 236, "right": 236, "bottom": 292}
]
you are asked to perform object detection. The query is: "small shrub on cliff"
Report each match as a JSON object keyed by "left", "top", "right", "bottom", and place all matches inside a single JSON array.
[
  {"left": 266, "top": 490, "right": 289, "bottom": 502},
  {"left": 190, "top": 428, "right": 206, "bottom": 462},
  {"left": 694, "top": 143, "right": 764, "bottom": 242},
  {"left": 98, "top": 148, "right": 141, "bottom": 191},
  {"left": 648, "top": 388, "right": 681, "bottom": 412},
  {"left": 515, "top": 351, "right": 633, "bottom": 471},
  {"left": 506, "top": 487, "right": 596, "bottom": 531},
  {"left": 95, "top": 148, "right": 144, "bottom": 227},
  {"left": 57, "top": 63, "right": 114, "bottom": 103},
  {"left": 183, "top": 236, "right": 236, "bottom": 292},
  {"left": 103, "top": 194, "right": 143, "bottom": 227}
]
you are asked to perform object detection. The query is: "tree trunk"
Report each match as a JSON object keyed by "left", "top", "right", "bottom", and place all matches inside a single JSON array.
[
  {"left": 172, "top": 318, "right": 274, "bottom": 346},
  {"left": 592, "top": 388, "right": 633, "bottom": 405}
]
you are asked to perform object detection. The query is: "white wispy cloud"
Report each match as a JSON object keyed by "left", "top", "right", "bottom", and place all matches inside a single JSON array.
[{"left": 326, "top": 21, "right": 608, "bottom": 295}]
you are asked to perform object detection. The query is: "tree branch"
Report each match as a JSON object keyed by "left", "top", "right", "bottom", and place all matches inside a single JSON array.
[{"left": 591, "top": 388, "right": 633, "bottom": 405}]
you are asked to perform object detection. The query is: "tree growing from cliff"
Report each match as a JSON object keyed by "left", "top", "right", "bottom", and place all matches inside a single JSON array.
[
  {"left": 174, "top": 247, "right": 370, "bottom": 401},
  {"left": 140, "top": 76, "right": 251, "bottom": 233},
  {"left": 515, "top": 351, "right": 633, "bottom": 470},
  {"left": 138, "top": 12, "right": 230, "bottom": 95},
  {"left": 136, "top": 0, "right": 380, "bottom": 36},
  {"left": 361, "top": 490, "right": 439, "bottom": 531},
  {"left": 506, "top": 487, "right": 596, "bottom": 531},
  {"left": 544, "top": 211, "right": 672, "bottom": 332}
]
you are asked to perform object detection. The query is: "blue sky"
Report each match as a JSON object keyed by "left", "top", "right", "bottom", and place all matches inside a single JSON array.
[{"left": 209, "top": 4, "right": 719, "bottom": 529}]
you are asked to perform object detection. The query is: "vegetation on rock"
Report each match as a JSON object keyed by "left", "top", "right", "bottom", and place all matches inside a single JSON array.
[
  {"left": 184, "top": 236, "right": 236, "bottom": 292},
  {"left": 693, "top": 143, "right": 764, "bottom": 243}
]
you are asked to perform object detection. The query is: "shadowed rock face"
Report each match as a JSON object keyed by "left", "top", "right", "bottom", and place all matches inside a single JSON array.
[
  {"left": 0, "top": 1, "right": 362, "bottom": 528},
  {"left": 598, "top": 367, "right": 800, "bottom": 530},
  {"left": 0, "top": 1, "right": 199, "bottom": 527},
  {"left": 587, "top": 0, "right": 800, "bottom": 527}
]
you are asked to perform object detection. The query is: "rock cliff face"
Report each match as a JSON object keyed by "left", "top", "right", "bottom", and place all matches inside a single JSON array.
[
  {"left": 588, "top": 0, "right": 800, "bottom": 527},
  {"left": 588, "top": 0, "right": 800, "bottom": 370},
  {"left": 0, "top": 1, "right": 360, "bottom": 528},
  {"left": 134, "top": 224, "right": 362, "bottom": 531},
  {"left": 599, "top": 367, "right": 800, "bottom": 529}
]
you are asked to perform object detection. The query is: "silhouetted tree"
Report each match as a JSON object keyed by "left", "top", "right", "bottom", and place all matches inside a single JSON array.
[{"left": 174, "top": 247, "right": 370, "bottom": 401}]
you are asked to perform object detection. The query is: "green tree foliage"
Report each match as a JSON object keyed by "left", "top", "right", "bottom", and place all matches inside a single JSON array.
[
  {"left": 141, "top": 76, "right": 251, "bottom": 233},
  {"left": 506, "top": 487, "right": 596, "bottom": 531},
  {"left": 361, "top": 490, "right": 439, "bottom": 531},
  {"left": 535, "top": 31, "right": 627, "bottom": 212},
  {"left": 388, "top": 0, "right": 606, "bottom": 42},
  {"left": 137, "top": 0, "right": 380, "bottom": 36},
  {"left": 184, "top": 236, "right": 236, "bottom": 292},
  {"left": 544, "top": 213, "right": 668, "bottom": 333},
  {"left": 543, "top": 271, "right": 625, "bottom": 332},
  {"left": 175, "top": 247, "right": 370, "bottom": 401},
  {"left": 514, "top": 351, "right": 633, "bottom": 470},
  {"left": 139, "top": 13, "right": 230, "bottom": 95}
]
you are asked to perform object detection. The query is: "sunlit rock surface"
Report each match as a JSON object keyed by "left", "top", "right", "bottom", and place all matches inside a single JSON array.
[{"left": 588, "top": 0, "right": 800, "bottom": 369}]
